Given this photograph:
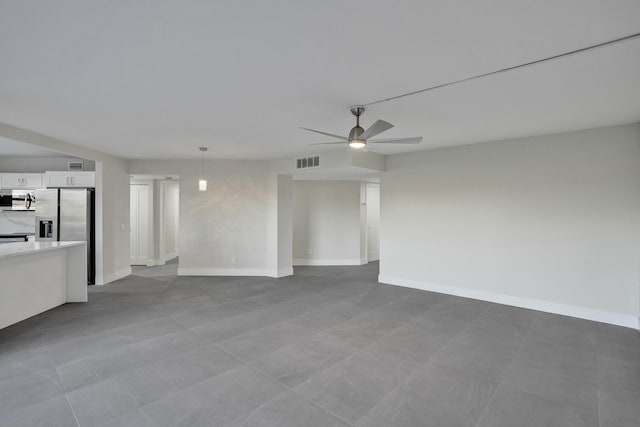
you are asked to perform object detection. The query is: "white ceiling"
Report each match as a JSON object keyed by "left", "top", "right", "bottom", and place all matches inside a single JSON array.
[
  {"left": 0, "top": 136, "right": 69, "bottom": 157},
  {"left": 1, "top": 0, "right": 639, "bottom": 160}
]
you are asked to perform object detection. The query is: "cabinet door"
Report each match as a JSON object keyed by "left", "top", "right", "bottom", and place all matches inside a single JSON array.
[
  {"left": 70, "top": 172, "right": 95, "bottom": 187},
  {"left": 0, "top": 173, "right": 43, "bottom": 189},
  {"left": 1, "top": 173, "right": 21, "bottom": 188},
  {"left": 23, "top": 173, "right": 43, "bottom": 189},
  {"left": 45, "top": 172, "right": 69, "bottom": 188},
  {"left": 45, "top": 172, "right": 95, "bottom": 188}
]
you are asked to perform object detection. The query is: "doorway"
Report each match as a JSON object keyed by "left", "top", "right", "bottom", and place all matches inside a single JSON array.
[
  {"left": 289, "top": 179, "right": 380, "bottom": 283},
  {"left": 129, "top": 176, "right": 180, "bottom": 267}
]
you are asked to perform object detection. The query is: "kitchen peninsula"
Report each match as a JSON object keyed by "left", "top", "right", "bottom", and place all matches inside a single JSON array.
[{"left": 0, "top": 241, "right": 87, "bottom": 329}]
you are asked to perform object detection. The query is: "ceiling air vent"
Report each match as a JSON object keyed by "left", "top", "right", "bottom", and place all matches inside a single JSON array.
[
  {"left": 296, "top": 155, "right": 320, "bottom": 169},
  {"left": 68, "top": 161, "right": 84, "bottom": 171}
]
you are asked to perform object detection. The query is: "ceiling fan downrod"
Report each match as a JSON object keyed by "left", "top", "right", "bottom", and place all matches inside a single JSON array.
[{"left": 349, "top": 105, "right": 366, "bottom": 141}]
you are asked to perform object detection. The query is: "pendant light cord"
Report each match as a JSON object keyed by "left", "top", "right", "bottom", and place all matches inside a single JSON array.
[
  {"left": 362, "top": 31, "right": 640, "bottom": 107},
  {"left": 199, "top": 147, "right": 207, "bottom": 177}
]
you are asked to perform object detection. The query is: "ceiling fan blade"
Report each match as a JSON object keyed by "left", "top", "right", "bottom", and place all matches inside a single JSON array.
[
  {"left": 368, "top": 136, "right": 423, "bottom": 144},
  {"left": 309, "top": 141, "right": 347, "bottom": 145},
  {"left": 300, "top": 127, "right": 349, "bottom": 141},
  {"left": 360, "top": 120, "right": 393, "bottom": 140}
]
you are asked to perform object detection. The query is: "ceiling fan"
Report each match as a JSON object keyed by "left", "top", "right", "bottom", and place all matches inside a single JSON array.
[{"left": 301, "top": 106, "right": 422, "bottom": 150}]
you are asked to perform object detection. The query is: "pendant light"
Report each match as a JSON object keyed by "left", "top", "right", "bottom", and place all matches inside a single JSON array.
[{"left": 198, "top": 147, "right": 208, "bottom": 191}]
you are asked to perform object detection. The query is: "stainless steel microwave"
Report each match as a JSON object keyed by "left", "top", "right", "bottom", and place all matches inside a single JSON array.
[
  {"left": 0, "top": 189, "right": 35, "bottom": 210},
  {"left": 0, "top": 190, "right": 11, "bottom": 208}
]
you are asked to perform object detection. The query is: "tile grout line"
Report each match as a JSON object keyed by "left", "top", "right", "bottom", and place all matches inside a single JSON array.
[
  {"left": 237, "top": 350, "right": 357, "bottom": 427},
  {"left": 180, "top": 285, "right": 350, "bottom": 336},
  {"left": 94, "top": 343, "right": 253, "bottom": 426},
  {"left": 200, "top": 283, "right": 415, "bottom": 360},
  {"left": 470, "top": 323, "right": 529, "bottom": 427},
  {"left": 206, "top": 320, "right": 397, "bottom": 427},
  {"left": 39, "top": 296, "right": 167, "bottom": 347},
  {"left": 352, "top": 304, "right": 490, "bottom": 425},
  {"left": 233, "top": 298, "right": 479, "bottom": 425},
  {"left": 352, "top": 301, "right": 527, "bottom": 425},
  {"left": 595, "top": 332, "right": 604, "bottom": 427},
  {"left": 201, "top": 343, "right": 358, "bottom": 426},
  {"left": 44, "top": 314, "right": 186, "bottom": 360},
  {"left": 472, "top": 312, "right": 604, "bottom": 427},
  {"left": 53, "top": 316, "right": 196, "bottom": 372},
  {"left": 42, "top": 336, "right": 82, "bottom": 427}
]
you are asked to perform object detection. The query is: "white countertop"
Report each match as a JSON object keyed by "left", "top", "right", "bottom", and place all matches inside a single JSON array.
[{"left": 0, "top": 241, "right": 85, "bottom": 260}]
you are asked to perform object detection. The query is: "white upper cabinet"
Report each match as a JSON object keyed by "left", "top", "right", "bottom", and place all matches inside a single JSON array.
[
  {"left": 0, "top": 173, "right": 44, "bottom": 189},
  {"left": 45, "top": 171, "right": 95, "bottom": 188}
]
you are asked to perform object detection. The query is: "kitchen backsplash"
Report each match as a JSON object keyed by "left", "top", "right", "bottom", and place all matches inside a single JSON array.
[{"left": 0, "top": 210, "right": 35, "bottom": 234}]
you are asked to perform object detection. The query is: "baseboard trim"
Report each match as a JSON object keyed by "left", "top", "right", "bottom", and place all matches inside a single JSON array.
[
  {"left": 378, "top": 275, "right": 639, "bottom": 330},
  {"left": 178, "top": 267, "right": 280, "bottom": 278},
  {"left": 293, "top": 258, "right": 367, "bottom": 266},
  {"left": 149, "top": 253, "right": 178, "bottom": 267},
  {"left": 275, "top": 267, "right": 294, "bottom": 278},
  {"left": 96, "top": 267, "right": 132, "bottom": 285}
]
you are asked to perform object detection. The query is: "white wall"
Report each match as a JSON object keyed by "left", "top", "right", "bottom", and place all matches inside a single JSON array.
[
  {"left": 128, "top": 159, "right": 289, "bottom": 277},
  {"left": 380, "top": 124, "right": 640, "bottom": 329},
  {"left": 163, "top": 181, "right": 179, "bottom": 259},
  {"left": 365, "top": 183, "right": 380, "bottom": 261},
  {"left": 275, "top": 175, "right": 293, "bottom": 277},
  {"left": 292, "top": 181, "right": 364, "bottom": 265},
  {"left": 95, "top": 159, "right": 131, "bottom": 284}
]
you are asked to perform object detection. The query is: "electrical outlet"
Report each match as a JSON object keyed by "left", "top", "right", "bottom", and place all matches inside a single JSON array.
[
  {"left": 307, "top": 248, "right": 313, "bottom": 255},
  {"left": 231, "top": 257, "right": 237, "bottom": 265}
]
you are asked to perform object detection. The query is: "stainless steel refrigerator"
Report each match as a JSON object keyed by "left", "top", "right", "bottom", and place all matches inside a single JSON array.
[{"left": 35, "top": 188, "right": 96, "bottom": 284}]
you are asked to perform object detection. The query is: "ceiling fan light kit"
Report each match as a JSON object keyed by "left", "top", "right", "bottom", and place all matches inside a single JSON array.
[{"left": 301, "top": 105, "right": 423, "bottom": 150}]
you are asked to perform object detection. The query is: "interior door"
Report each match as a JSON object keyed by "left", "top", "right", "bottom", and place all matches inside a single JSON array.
[
  {"left": 366, "top": 183, "right": 380, "bottom": 261},
  {"left": 130, "top": 184, "right": 150, "bottom": 265}
]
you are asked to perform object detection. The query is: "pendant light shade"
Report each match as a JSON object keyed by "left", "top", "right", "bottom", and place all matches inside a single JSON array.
[{"left": 199, "top": 147, "right": 208, "bottom": 192}]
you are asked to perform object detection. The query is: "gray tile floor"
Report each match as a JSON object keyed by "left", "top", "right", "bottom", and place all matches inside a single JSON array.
[{"left": 1, "top": 260, "right": 639, "bottom": 426}]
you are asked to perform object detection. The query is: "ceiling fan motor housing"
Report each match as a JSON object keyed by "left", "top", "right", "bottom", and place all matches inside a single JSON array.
[{"left": 349, "top": 125, "right": 365, "bottom": 140}]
